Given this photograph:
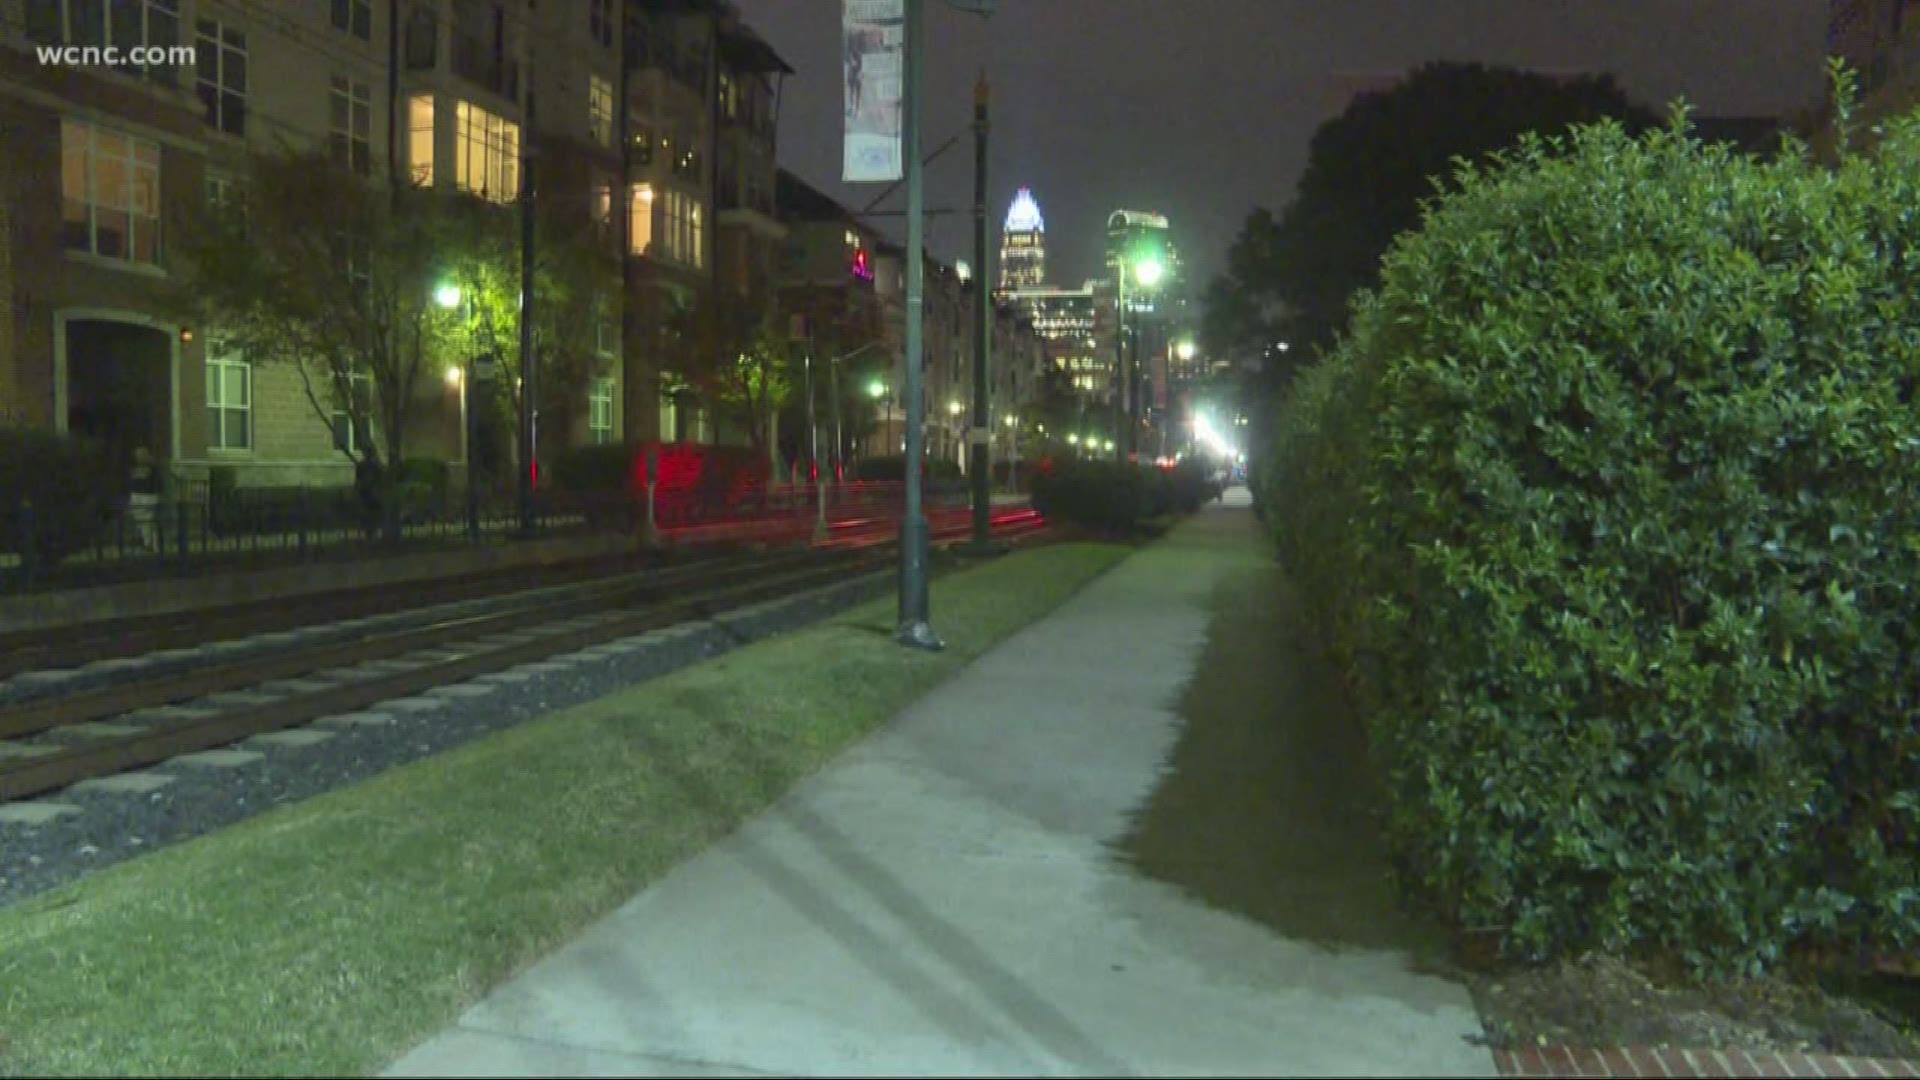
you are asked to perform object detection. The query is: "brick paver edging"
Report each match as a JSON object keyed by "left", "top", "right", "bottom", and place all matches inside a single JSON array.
[{"left": 1495, "top": 1045, "right": 1920, "bottom": 1077}]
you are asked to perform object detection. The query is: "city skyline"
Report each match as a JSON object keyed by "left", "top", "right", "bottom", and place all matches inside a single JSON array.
[{"left": 733, "top": 0, "right": 1827, "bottom": 289}]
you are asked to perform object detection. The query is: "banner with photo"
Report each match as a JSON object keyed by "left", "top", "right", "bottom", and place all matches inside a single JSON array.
[{"left": 843, "top": 0, "right": 904, "bottom": 182}]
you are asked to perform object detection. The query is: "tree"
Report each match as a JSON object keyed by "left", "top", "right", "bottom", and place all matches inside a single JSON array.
[
  {"left": 668, "top": 288, "right": 793, "bottom": 475},
  {"left": 435, "top": 195, "right": 620, "bottom": 469},
  {"left": 172, "top": 148, "right": 458, "bottom": 537},
  {"left": 1206, "top": 62, "right": 1660, "bottom": 374}
]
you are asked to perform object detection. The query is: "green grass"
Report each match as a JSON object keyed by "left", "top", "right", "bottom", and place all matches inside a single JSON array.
[{"left": 0, "top": 542, "right": 1128, "bottom": 1078}]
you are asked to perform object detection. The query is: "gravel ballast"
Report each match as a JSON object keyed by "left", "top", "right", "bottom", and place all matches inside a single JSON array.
[{"left": 0, "top": 569, "right": 893, "bottom": 907}]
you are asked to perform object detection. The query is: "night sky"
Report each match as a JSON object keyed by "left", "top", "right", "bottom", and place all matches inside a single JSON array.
[{"left": 733, "top": 0, "right": 1829, "bottom": 291}]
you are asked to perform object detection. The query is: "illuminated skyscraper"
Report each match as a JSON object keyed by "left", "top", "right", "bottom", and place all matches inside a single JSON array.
[{"left": 999, "top": 187, "right": 1046, "bottom": 289}]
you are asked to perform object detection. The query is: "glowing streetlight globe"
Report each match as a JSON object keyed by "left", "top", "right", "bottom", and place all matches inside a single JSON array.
[
  {"left": 1176, "top": 339, "right": 1196, "bottom": 361},
  {"left": 948, "top": 400, "right": 963, "bottom": 416},
  {"left": 434, "top": 283, "right": 462, "bottom": 309},
  {"left": 1068, "top": 434, "right": 1080, "bottom": 445},
  {"left": 1133, "top": 258, "right": 1165, "bottom": 288},
  {"left": 868, "top": 379, "right": 885, "bottom": 399}
]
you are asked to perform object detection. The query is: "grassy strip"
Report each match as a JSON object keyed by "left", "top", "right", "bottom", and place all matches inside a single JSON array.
[{"left": 0, "top": 542, "right": 1128, "bottom": 1078}]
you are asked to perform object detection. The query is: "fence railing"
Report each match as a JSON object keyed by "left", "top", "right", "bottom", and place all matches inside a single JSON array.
[{"left": 1, "top": 479, "right": 972, "bottom": 595}]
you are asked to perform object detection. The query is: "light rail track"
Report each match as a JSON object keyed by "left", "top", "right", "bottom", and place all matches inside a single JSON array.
[{"left": 0, "top": 509, "right": 1047, "bottom": 804}]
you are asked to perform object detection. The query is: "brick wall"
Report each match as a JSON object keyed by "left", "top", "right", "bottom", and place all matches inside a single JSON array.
[{"left": 197, "top": 353, "right": 467, "bottom": 489}]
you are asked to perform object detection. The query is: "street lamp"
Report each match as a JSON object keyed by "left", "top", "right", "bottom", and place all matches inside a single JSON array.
[
  {"left": 1003, "top": 413, "right": 1019, "bottom": 493},
  {"left": 1176, "top": 339, "right": 1196, "bottom": 362},
  {"left": 947, "top": 399, "right": 964, "bottom": 468},
  {"left": 436, "top": 281, "right": 481, "bottom": 542},
  {"left": 868, "top": 378, "right": 894, "bottom": 459}
]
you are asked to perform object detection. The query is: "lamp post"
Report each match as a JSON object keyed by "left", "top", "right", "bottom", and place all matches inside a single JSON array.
[
  {"left": 968, "top": 73, "right": 993, "bottom": 552},
  {"left": 1004, "top": 412, "right": 1018, "bottom": 493},
  {"left": 947, "top": 399, "right": 963, "bottom": 469},
  {"left": 436, "top": 282, "right": 480, "bottom": 542},
  {"left": 803, "top": 341, "right": 827, "bottom": 541},
  {"left": 895, "top": 0, "right": 938, "bottom": 650},
  {"left": 868, "top": 377, "right": 891, "bottom": 461}
]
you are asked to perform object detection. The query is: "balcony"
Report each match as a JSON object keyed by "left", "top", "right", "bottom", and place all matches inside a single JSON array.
[{"left": 451, "top": 33, "right": 519, "bottom": 101}]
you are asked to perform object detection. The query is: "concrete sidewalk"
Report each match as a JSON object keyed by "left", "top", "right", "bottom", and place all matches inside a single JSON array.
[{"left": 383, "top": 489, "right": 1494, "bottom": 1077}]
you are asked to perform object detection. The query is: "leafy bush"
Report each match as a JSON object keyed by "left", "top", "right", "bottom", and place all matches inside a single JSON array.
[
  {"left": 548, "top": 443, "right": 634, "bottom": 494},
  {"left": 0, "top": 428, "right": 122, "bottom": 568},
  {"left": 210, "top": 483, "right": 360, "bottom": 537},
  {"left": 1029, "top": 459, "right": 1157, "bottom": 535},
  {"left": 395, "top": 457, "right": 449, "bottom": 507},
  {"left": 855, "top": 454, "right": 963, "bottom": 484},
  {"left": 1266, "top": 93, "right": 1920, "bottom": 974},
  {"left": 1166, "top": 459, "right": 1223, "bottom": 513}
]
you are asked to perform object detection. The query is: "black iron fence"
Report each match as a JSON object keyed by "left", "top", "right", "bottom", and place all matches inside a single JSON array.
[{"left": 1, "top": 479, "right": 971, "bottom": 595}]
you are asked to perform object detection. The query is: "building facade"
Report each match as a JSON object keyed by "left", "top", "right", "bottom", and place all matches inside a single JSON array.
[
  {"left": 1002, "top": 282, "right": 1104, "bottom": 405},
  {"left": 3, "top": 0, "right": 789, "bottom": 501},
  {"left": 3, "top": 0, "right": 425, "bottom": 491},
  {"left": 772, "top": 167, "right": 885, "bottom": 468}
]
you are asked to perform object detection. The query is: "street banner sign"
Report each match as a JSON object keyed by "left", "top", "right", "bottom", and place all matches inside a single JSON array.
[{"left": 842, "top": 0, "right": 904, "bottom": 182}]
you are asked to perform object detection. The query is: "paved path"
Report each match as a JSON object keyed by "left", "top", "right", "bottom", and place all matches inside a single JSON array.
[{"left": 384, "top": 489, "right": 1494, "bottom": 1077}]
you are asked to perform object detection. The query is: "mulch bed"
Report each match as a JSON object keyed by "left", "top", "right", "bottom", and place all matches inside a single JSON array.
[{"left": 1470, "top": 953, "right": 1920, "bottom": 1077}]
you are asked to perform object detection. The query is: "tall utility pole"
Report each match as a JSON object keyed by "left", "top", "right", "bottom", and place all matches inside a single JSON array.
[
  {"left": 968, "top": 73, "right": 992, "bottom": 549},
  {"left": 517, "top": 142, "right": 537, "bottom": 535},
  {"left": 896, "top": 0, "right": 939, "bottom": 650}
]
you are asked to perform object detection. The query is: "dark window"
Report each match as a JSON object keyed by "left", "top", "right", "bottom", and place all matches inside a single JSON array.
[
  {"left": 589, "top": 0, "right": 612, "bottom": 48},
  {"left": 195, "top": 19, "right": 247, "bottom": 137},
  {"left": 404, "top": 5, "right": 437, "bottom": 69},
  {"left": 332, "top": 0, "right": 371, "bottom": 41}
]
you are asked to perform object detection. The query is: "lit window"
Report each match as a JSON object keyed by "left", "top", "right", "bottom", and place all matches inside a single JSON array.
[
  {"left": 408, "top": 94, "right": 434, "bottom": 185},
  {"left": 629, "top": 183, "right": 655, "bottom": 254},
  {"left": 61, "top": 119, "right": 161, "bottom": 264},
  {"left": 454, "top": 100, "right": 519, "bottom": 202},
  {"left": 589, "top": 75, "right": 613, "bottom": 147}
]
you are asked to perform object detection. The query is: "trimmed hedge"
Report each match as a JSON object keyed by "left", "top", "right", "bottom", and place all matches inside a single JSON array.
[
  {"left": 0, "top": 428, "right": 122, "bottom": 568},
  {"left": 853, "top": 454, "right": 963, "bottom": 484},
  {"left": 1029, "top": 459, "right": 1152, "bottom": 535},
  {"left": 207, "top": 458, "right": 449, "bottom": 537},
  {"left": 1264, "top": 96, "right": 1920, "bottom": 975}
]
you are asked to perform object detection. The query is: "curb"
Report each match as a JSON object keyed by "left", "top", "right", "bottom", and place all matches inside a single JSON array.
[{"left": 1495, "top": 1046, "right": 1920, "bottom": 1078}]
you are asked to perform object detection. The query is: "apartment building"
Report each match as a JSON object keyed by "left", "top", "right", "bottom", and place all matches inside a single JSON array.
[
  {"left": 772, "top": 167, "right": 885, "bottom": 461},
  {"left": 2, "top": 0, "right": 784, "bottom": 499}
]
